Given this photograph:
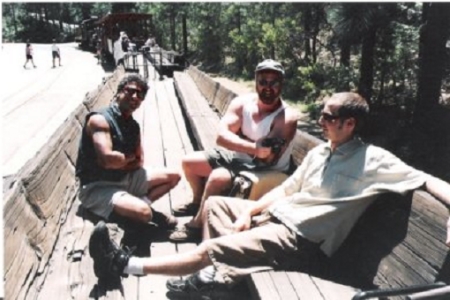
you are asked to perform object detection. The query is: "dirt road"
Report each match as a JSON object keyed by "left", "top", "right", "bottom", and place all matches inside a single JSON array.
[{"left": 2, "top": 43, "right": 108, "bottom": 177}]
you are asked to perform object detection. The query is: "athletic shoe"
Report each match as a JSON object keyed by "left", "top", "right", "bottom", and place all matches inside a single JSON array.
[
  {"left": 166, "top": 273, "right": 215, "bottom": 296},
  {"left": 166, "top": 273, "right": 232, "bottom": 299},
  {"left": 151, "top": 208, "right": 178, "bottom": 229},
  {"left": 89, "top": 221, "right": 130, "bottom": 279}
]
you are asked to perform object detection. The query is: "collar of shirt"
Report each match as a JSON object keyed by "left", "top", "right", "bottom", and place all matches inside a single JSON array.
[
  {"left": 324, "top": 138, "right": 365, "bottom": 156},
  {"left": 110, "top": 103, "right": 122, "bottom": 118}
]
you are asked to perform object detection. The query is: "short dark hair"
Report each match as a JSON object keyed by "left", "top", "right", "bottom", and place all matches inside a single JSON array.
[
  {"left": 117, "top": 74, "right": 149, "bottom": 97},
  {"left": 333, "top": 92, "right": 370, "bottom": 134}
]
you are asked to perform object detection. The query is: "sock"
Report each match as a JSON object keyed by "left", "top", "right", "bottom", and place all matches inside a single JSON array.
[
  {"left": 198, "top": 265, "right": 216, "bottom": 283},
  {"left": 124, "top": 257, "right": 144, "bottom": 275}
]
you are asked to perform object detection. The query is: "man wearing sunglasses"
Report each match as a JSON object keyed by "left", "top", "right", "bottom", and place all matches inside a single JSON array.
[
  {"left": 169, "top": 59, "right": 300, "bottom": 242},
  {"left": 89, "top": 91, "right": 450, "bottom": 297},
  {"left": 76, "top": 74, "right": 181, "bottom": 254}
]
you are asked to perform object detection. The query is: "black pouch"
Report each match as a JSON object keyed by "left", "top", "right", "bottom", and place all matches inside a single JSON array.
[{"left": 228, "top": 173, "right": 253, "bottom": 199}]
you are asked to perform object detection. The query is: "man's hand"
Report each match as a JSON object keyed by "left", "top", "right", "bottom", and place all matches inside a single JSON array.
[
  {"left": 254, "top": 138, "right": 273, "bottom": 159},
  {"left": 232, "top": 211, "right": 252, "bottom": 232},
  {"left": 125, "top": 153, "right": 136, "bottom": 163},
  {"left": 122, "top": 153, "right": 142, "bottom": 171}
]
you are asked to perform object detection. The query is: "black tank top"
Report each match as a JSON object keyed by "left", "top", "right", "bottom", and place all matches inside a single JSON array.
[{"left": 75, "top": 103, "right": 140, "bottom": 185}]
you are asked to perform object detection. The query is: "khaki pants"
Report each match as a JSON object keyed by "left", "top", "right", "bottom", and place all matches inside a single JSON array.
[{"left": 203, "top": 196, "right": 319, "bottom": 285}]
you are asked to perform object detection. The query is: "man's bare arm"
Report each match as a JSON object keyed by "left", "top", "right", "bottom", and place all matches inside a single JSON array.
[
  {"left": 87, "top": 114, "right": 136, "bottom": 170},
  {"left": 122, "top": 136, "right": 144, "bottom": 171},
  {"left": 216, "top": 97, "right": 271, "bottom": 158}
]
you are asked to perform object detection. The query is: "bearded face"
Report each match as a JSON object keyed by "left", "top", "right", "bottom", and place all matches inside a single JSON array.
[{"left": 255, "top": 71, "right": 283, "bottom": 105}]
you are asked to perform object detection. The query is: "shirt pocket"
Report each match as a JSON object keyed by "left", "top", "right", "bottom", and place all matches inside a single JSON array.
[{"left": 331, "top": 173, "right": 363, "bottom": 198}]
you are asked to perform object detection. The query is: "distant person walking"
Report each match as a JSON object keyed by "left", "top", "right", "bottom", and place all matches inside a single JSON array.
[
  {"left": 23, "top": 42, "right": 36, "bottom": 69},
  {"left": 52, "top": 40, "right": 61, "bottom": 68}
]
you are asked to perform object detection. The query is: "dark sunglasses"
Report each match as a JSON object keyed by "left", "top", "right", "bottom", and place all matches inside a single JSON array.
[
  {"left": 123, "top": 86, "right": 145, "bottom": 99},
  {"left": 320, "top": 112, "right": 340, "bottom": 122},
  {"left": 257, "top": 79, "right": 281, "bottom": 88}
]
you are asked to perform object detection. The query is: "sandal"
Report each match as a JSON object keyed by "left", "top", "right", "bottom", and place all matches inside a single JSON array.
[
  {"left": 172, "top": 202, "right": 200, "bottom": 217},
  {"left": 169, "top": 225, "right": 202, "bottom": 243}
]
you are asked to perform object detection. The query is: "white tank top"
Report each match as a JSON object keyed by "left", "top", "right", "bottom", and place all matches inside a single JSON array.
[{"left": 233, "top": 93, "right": 294, "bottom": 172}]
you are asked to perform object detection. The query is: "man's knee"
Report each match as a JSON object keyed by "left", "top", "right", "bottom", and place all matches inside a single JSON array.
[
  {"left": 206, "top": 168, "right": 232, "bottom": 191},
  {"left": 139, "top": 205, "right": 152, "bottom": 222},
  {"left": 113, "top": 195, "right": 152, "bottom": 223},
  {"left": 182, "top": 151, "right": 211, "bottom": 176},
  {"left": 169, "top": 171, "right": 181, "bottom": 187}
]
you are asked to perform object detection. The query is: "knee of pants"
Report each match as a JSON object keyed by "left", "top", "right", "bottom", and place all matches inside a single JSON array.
[{"left": 205, "top": 196, "right": 226, "bottom": 212}]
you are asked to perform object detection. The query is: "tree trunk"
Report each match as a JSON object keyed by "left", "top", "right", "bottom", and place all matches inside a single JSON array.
[
  {"left": 236, "top": 5, "right": 245, "bottom": 72},
  {"left": 59, "top": 4, "right": 64, "bottom": 31},
  {"left": 411, "top": 2, "right": 450, "bottom": 175},
  {"left": 170, "top": 11, "right": 176, "bottom": 50},
  {"left": 182, "top": 13, "right": 188, "bottom": 55},
  {"left": 358, "top": 27, "right": 377, "bottom": 104},
  {"left": 414, "top": 3, "right": 450, "bottom": 116},
  {"left": 340, "top": 43, "right": 350, "bottom": 67},
  {"left": 11, "top": 4, "right": 18, "bottom": 39},
  {"left": 302, "top": 6, "right": 311, "bottom": 62}
]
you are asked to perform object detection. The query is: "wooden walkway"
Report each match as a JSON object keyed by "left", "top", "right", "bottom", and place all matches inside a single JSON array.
[{"left": 33, "top": 60, "right": 250, "bottom": 299}]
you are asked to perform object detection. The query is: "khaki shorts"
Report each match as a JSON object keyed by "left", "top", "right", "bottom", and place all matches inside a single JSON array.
[
  {"left": 78, "top": 168, "right": 150, "bottom": 219},
  {"left": 204, "top": 196, "right": 320, "bottom": 285}
]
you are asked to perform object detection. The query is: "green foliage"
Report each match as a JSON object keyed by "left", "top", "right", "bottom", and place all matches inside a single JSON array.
[{"left": 285, "top": 63, "right": 356, "bottom": 103}]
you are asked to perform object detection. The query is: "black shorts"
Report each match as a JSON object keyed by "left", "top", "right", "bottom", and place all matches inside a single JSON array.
[
  {"left": 26, "top": 54, "right": 32, "bottom": 60},
  {"left": 52, "top": 51, "right": 60, "bottom": 59},
  {"left": 206, "top": 147, "right": 276, "bottom": 179}
]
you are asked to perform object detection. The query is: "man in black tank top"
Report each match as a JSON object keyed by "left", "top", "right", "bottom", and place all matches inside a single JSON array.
[{"left": 76, "top": 74, "right": 180, "bottom": 247}]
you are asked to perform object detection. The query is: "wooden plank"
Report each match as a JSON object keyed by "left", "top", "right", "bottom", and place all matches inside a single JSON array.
[
  {"left": 36, "top": 201, "right": 127, "bottom": 300},
  {"left": 3, "top": 182, "right": 43, "bottom": 300},
  {"left": 249, "top": 272, "right": 282, "bottom": 300},
  {"left": 173, "top": 72, "right": 217, "bottom": 117},
  {"left": 311, "top": 276, "right": 357, "bottom": 300},
  {"left": 163, "top": 79, "right": 194, "bottom": 154},
  {"left": 286, "top": 272, "right": 325, "bottom": 300},
  {"left": 140, "top": 79, "right": 164, "bottom": 168},
  {"left": 270, "top": 271, "right": 300, "bottom": 300},
  {"left": 135, "top": 76, "right": 196, "bottom": 298},
  {"left": 212, "top": 85, "right": 236, "bottom": 116}
]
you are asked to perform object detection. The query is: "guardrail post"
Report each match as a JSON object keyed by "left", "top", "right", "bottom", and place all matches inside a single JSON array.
[{"left": 143, "top": 52, "right": 148, "bottom": 80}]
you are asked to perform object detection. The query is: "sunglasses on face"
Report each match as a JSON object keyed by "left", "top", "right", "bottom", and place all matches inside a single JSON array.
[
  {"left": 320, "top": 111, "right": 340, "bottom": 123},
  {"left": 257, "top": 79, "right": 281, "bottom": 88},
  {"left": 123, "top": 86, "right": 145, "bottom": 99}
]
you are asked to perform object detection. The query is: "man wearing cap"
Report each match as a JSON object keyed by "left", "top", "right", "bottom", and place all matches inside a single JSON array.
[{"left": 169, "top": 59, "right": 300, "bottom": 242}]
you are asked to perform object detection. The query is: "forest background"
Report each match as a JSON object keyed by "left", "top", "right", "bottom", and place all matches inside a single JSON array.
[{"left": 2, "top": 2, "right": 450, "bottom": 181}]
